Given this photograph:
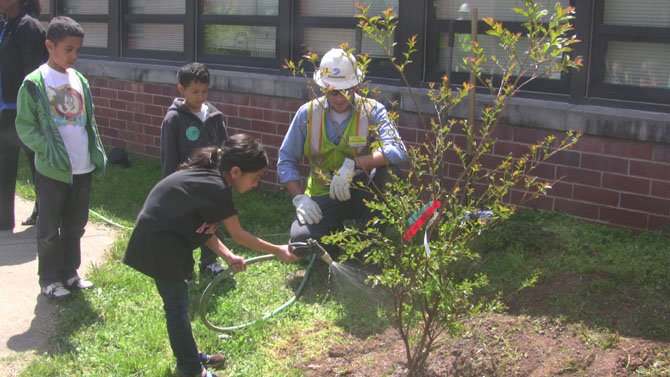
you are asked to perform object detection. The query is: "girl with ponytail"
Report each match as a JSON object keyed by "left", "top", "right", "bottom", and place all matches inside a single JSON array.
[{"left": 124, "top": 133, "right": 298, "bottom": 377}]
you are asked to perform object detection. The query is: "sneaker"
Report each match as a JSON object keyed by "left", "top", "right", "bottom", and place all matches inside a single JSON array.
[
  {"left": 42, "top": 282, "right": 71, "bottom": 299},
  {"left": 200, "top": 262, "right": 225, "bottom": 277},
  {"left": 199, "top": 352, "right": 226, "bottom": 368},
  {"left": 65, "top": 275, "right": 94, "bottom": 290}
]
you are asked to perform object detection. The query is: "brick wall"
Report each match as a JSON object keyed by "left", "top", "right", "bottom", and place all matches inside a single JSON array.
[{"left": 89, "top": 77, "right": 670, "bottom": 232}]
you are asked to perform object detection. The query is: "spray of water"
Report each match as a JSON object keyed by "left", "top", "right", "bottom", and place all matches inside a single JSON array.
[{"left": 328, "top": 261, "right": 386, "bottom": 304}]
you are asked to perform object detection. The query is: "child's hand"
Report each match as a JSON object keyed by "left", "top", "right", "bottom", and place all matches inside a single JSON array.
[
  {"left": 276, "top": 245, "right": 299, "bottom": 263},
  {"left": 225, "top": 254, "right": 246, "bottom": 272}
]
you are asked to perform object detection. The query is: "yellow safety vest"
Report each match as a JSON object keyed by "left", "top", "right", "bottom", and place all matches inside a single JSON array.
[{"left": 303, "top": 95, "right": 372, "bottom": 196}]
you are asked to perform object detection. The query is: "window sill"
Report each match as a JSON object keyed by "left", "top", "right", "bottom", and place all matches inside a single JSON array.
[{"left": 77, "top": 59, "right": 670, "bottom": 145}]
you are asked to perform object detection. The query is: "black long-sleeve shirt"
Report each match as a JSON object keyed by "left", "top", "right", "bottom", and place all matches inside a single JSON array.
[{"left": 0, "top": 12, "right": 48, "bottom": 104}]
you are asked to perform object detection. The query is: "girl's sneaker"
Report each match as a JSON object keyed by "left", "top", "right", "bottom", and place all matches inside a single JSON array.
[
  {"left": 42, "top": 282, "right": 71, "bottom": 299},
  {"left": 65, "top": 275, "right": 94, "bottom": 290},
  {"left": 199, "top": 352, "right": 226, "bottom": 368}
]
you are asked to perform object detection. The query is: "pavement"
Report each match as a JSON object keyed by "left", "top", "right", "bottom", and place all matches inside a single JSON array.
[{"left": 0, "top": 195, "right": 117, "bottom": 376}]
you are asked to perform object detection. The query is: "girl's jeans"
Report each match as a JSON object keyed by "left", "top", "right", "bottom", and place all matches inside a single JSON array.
[{"left": 155, "top": 278, "right": 203, "bottom": 375}]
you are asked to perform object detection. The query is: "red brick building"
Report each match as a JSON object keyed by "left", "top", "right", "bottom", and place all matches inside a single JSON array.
[{"left": 39, "top": 0, "right": 670, "bottom": 230}]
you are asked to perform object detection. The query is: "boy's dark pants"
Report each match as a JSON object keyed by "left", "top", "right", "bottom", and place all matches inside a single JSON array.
[
  {"left": 0, "top": 109, "right": 38, "bottom": 230},
  {"left": 155, "top": 279, "right": 202, "bottom": 375},
  {"left": 35, "top": 172, "right": 91, "bottom": 286}
]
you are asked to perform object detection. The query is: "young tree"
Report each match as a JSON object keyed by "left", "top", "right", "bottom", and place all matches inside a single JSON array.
[{"left": 287, "top": 1, "right": 581, "bottom": 375}]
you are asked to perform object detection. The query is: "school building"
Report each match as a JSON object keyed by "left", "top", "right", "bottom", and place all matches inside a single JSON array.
[{"left": 39, "top": 0, "right": 670, "bottom": 231}]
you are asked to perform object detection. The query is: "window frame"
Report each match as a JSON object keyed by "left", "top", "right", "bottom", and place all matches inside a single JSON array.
[
  {"left": 292, "top": 0, "right": 406, "bottom": 83},
  {"left": 119, "top": 0, "right": 191, "bottom": 62},
  {"left": 424, "top": 2, "right": 573, "bottom": 94},
  {"left": 196, "top": 0, "right": 291, "bottom": 70},
  {"left": 587, "top": 0, "right": 670, "bottom": 105}
]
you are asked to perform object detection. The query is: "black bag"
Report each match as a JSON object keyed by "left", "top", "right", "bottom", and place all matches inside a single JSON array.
[{"left": 108, "top": 147, "right": 131, "bottom": 168}]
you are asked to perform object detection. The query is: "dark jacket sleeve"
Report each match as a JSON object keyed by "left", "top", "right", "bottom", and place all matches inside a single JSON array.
[
  {"left": 17, "top": 17, "right": 48, "bottom": 77},
  {"left": 160, "top": 113, "right": 181, "bottom": 178}
]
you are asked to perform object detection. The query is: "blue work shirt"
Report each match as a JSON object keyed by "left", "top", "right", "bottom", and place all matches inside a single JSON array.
[{"left": 278, "top": 96, "right": 407, "bottom": 184}]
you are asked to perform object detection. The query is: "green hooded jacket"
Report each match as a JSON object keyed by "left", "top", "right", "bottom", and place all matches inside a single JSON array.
[{"left": 15, "top": 67, "right": 107, "bottom": 183}]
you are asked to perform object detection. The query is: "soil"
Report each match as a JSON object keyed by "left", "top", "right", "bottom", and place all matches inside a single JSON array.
[
  {"left": 296, "top": 269, "right": 670, "bottom": 377},
  {"left": 298, "top": 313, "right": 668, "bottom": 377}
]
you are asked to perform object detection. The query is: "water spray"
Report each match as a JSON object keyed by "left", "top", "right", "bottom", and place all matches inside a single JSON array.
[{"left": 198, "top": 238, "right": 332, "bottom": 334}]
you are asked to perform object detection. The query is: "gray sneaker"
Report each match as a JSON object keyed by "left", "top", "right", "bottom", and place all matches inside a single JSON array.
[
  {"left": 43, "top": 282, "right": 71, "bottom": 299},
  {"left": 65, "top": 275, "right": 94, "bottom": 290}
]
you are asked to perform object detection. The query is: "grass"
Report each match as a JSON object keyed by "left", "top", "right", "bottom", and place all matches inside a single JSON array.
[
  {"left": 472, "top": 209, "right": 670, "bottom": 340},
  {"left": 12, "top": 152, "right": 670, "bottom": 376}
]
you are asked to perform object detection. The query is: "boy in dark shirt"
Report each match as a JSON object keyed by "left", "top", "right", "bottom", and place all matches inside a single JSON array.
[{"left": 160, "top": 62, "right": 228, "bottom": 277}]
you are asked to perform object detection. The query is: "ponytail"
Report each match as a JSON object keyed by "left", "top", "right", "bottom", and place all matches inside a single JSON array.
[{"left": 179, "top": 133, "right": 268, "bottom": 174}]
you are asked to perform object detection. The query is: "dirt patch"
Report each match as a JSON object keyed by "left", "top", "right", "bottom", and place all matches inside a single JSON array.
[{"left": 298, "top": 313, "right": 669, "bottom": 376}]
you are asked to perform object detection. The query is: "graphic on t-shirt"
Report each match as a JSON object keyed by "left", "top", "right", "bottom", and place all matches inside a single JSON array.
[
  {"left": 46, "top": 84, "right": 85, "bottom": 126},
  {"left": 196, "top": 221, "right": 219, "bottom": 234}
]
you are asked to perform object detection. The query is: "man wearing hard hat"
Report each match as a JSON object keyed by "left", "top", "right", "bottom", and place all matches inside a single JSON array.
[{"left": 278, "top": 48, "right": 407, "bottom": 251}]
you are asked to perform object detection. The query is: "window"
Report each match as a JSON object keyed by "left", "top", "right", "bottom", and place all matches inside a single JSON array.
[
  {"left": 123, "top": 0, "right": 187, "bottom": 60},
  {"left": 427, "top": 0, "right": 571, "bottom": 93},
  {"left": 295, "top": 0, "right": 400, "bottom": 78},
  {"left": 60, "top": 0, "right": 109, "bottom": 53},
  {"left": 31, "top": 1, "right": 670, "bottom": 110},
  {"left": 198, "top": 0, "right": 289, "bottom": 68},
  {"left": 589, "top": 0, "right": 670, "bottom": 104}
]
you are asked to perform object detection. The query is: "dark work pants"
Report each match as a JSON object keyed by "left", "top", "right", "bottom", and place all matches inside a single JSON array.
[
  {"left": 199, "top": 244, "right": 218, "bottom": 269},
  {"left": 290, "top": 166, "right": 393, "bottom": 246},
  {"left": 36, "top": 172, "right": 92, "bottom": 286},
  {"left": 0, "top": 109, "right": 38, "bottom": 230},
  {"left": 155, "top": 279, "right": 203, "bottom": 376}
]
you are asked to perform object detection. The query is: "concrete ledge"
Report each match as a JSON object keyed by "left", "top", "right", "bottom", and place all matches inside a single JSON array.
[{"left": 77, "top": 59, "right": 670, "bottom": 145}]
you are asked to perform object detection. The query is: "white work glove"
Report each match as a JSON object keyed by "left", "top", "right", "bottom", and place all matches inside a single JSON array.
[
  {"left": 292, "top": 194, "right": 323, "bottom": 225},
  {"left": 329, "top": 158, "right": 356, "bottom": 201}
]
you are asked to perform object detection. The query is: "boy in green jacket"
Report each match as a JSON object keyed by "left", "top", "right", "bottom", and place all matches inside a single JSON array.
[{"left": 16, "top": 16, "right": 106, "bottom": 299}]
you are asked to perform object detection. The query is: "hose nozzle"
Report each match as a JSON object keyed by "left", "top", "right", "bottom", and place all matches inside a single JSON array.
[{"left": 306, "top": 239, "right": 333, "bottom": 265}]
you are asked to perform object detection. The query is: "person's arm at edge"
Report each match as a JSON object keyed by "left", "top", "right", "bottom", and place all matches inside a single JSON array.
[{"left": 18, "top": 17, "right": 48, "bottom": 75}]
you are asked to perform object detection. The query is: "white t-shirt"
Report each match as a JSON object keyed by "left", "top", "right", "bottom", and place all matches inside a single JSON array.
[
  {"left": 39, "top": 64, "right": 95, "bottom": 174},
  {"left": 193, "top": 103, "right": 208, "bottom": 122}
]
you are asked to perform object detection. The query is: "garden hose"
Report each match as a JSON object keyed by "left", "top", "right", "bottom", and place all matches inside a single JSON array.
[
  {"left": 88, "top": 209, "right": 133, "bottom": 230},
  {"left": 198, "top": 242, "right": 324, "bottom": 333}
]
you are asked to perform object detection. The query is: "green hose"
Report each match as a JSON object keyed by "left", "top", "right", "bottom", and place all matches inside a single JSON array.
[{"left": 198, "top": 252, "right": 319, "bottom": 333}]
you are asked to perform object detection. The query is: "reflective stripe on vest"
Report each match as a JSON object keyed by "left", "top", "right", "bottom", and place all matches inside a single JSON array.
[
  {"left": 306, "top": 95, "right": 371, "bottom": 160},
  {"left": 303, "top": 95, "right": 373, "bottom": 196}
]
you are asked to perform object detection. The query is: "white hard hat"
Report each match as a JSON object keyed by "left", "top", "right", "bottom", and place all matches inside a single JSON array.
[{"left": 313, "top": 48, "right": 364, "bottom": 90}]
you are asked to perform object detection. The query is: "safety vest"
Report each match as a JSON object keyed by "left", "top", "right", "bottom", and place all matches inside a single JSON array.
[{"left": 303, "top": 95, "right": 372, "bottom": 197}]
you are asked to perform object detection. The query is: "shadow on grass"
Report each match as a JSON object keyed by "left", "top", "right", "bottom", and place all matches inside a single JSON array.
[
  {"left": 296, "top": 258, "right": 393, "bottom": 339},
  {"left": 473, "top": 209, "right": 670, "bottom": 341},
  {"left": 9, "top": 291, "right": 100, "bottom": 356}
]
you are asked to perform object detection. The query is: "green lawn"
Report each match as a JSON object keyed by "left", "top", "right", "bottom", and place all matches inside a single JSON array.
[{"left": 13, "top": 153, "right": 670, "bottom": 376}]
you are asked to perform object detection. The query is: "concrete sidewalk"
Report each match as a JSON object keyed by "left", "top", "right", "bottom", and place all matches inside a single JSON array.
[{"left": 0, "top": 196, "right": 117, "bottom": 376}]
